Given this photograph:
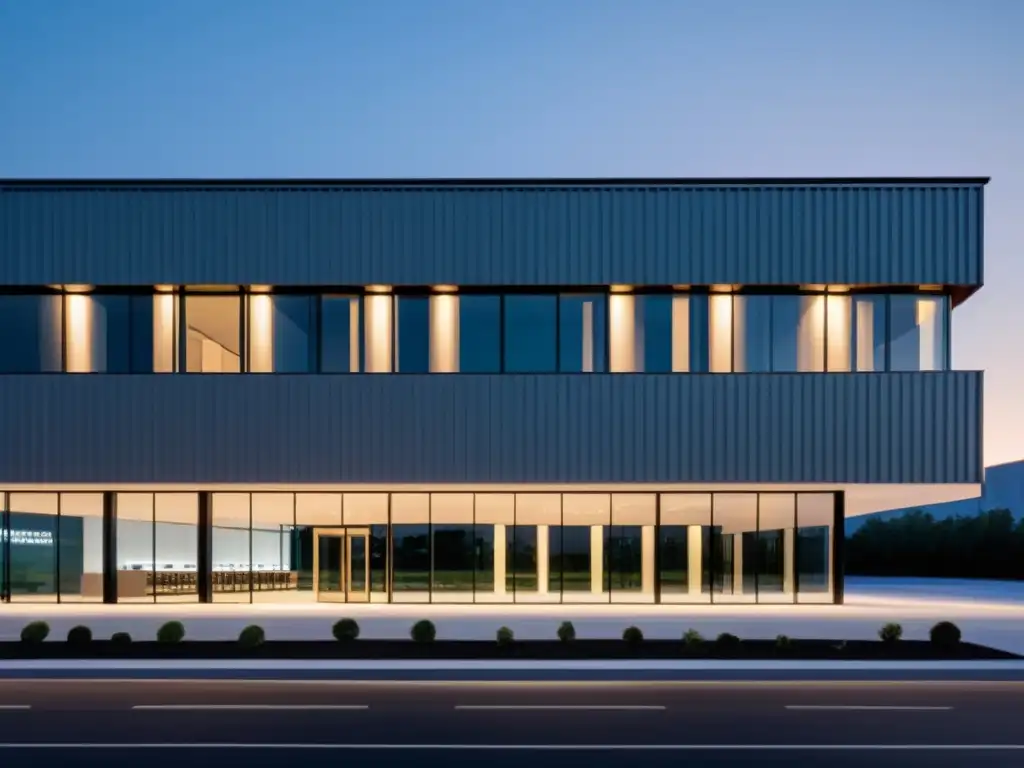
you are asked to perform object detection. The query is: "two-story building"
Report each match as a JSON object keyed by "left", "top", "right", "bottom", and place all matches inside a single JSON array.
[{"left": 0, "top": 177, "right": 985, "bottom": 607}]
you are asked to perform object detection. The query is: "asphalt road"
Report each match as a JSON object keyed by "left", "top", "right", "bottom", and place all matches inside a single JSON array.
[{"left": 0, "top": 679, "right": 1022, "bottom": 766}]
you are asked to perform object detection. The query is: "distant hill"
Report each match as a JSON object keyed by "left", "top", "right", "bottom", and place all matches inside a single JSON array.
[{"left": 845, "top": 459, "right": 1024, "bottom": 535}]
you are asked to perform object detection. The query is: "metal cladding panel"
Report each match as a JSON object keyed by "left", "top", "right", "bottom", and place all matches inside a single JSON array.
[
  {"left": 0, "top": 372, "right": 980, "bottom": 485},
  {"left": 0, "top": 183, "right": 983, "bottom": 286}
]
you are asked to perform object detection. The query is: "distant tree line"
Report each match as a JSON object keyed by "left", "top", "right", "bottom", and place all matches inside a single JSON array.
[{"left": 845, "top": 509, "right": 1024, "bottom": 580}]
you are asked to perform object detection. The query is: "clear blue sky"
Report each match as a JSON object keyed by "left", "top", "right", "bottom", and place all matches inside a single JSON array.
[{"left": 1, "top": 0, "right": 1021, "bottom": 464}]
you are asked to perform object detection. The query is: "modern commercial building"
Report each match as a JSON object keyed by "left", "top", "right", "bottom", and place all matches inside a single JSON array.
[{"left": 0, "top": 177, "right": 986, "bottom": 606}]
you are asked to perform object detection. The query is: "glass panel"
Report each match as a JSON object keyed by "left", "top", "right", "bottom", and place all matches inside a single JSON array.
[
  {"left": 0, "top": 493, "right": 6, "bottom": 601},
  {"left": 7, "top": 493, "right": 58, "bottom": 602},
  {"left": 250, "top": 493, "right": 295, "bottom": 603},
  {"left": 151, "top": 292, "right": 178, "bottom": 372},
  {"left": 342, "top": 493, "right": 388, "bottom": 600},
  {"left": 733, "top": 295, "right": 772, "bottom": 372},
  {"left": 708, "top": 292, "right": 734, "bottom": 372},
  {"left": 320, "top": 296, "right": 361, "bottom": 372},
  {"left": 772, "top": 295, "right": 824, "bottom": 372},
  {"left": 0, "top": 295, "right": 62, "bottom": 372},
  {"left": 458, "top": 295, "right": 501, "bottom": 373},
  {"left": 688, "top": 295, "right": 711, "bottom": 372},
  {"left": 756, "top": 493, "right": 796, "bottom": 603},
  {"left": 395, "top": 296, "right": 430, "bottom": 373},
  {"left": 63, "top": 295, "right": 131, "bottom": 373},
  {"left": 391, "top": 493, "right": 430, "bottom": 603},
  {"left": 560, "top": 494, "right": 608, "bottom": 602},
  {"left": 852, "top": 295, "right": 887, "bottom": 372},
  {"left": 317, "top": 534, "right": 343, "bottom": 596},
  {"left": 659, "top": 493, "right": 711, "bottom": 603},
  {"left": 609, "top": 494, "right": 656, "bottom": 604},
  {"left": 294, "top": 493, "right": 342, "bottom": 598},
  {"left": 473, "top": 493, "right": 513, "bottom": 603},
  {"left": 185, "top": 294, "right": 241, "bottom": 373},
  {"left": 155, "top": 493, "right": 199, "bottom": 603},
  {"left": 559, "top": 294, "right": 607, "bottom": 372},
  {"left": 825, "top": 294, "right": 852, "bottom": 372},
  {"left": 115, "top": 492, "right": 154, "bottom": 603},
  {"left": 712, "top": 493, "right": 757, "bottom": 603},
  {"left": 513, "top": 493, "right": 560, "bottom": 603},
  {"left": 213, "top": 493, "right": 250, "bottom": 603},
  {"left": 638, "top": 295, "right": 673, "bottom": 373},
  {"left": 58, "top": 493, "right": 103, "bottom": 603},
  {"left": 430, "top": 493, "right": 474, "bottom": 603},
  {"left": 348, "top": 534, "right": 367, "bottom": 593},
  {"left": 248, "top": 295, "right": 317, "bottom": 373},
  {"left": 889, "top": 295, "right": 948, "bottom": 371},
  {"left": 503, "top": 295, "right": 557, "bottom": 372},
  {"left": 797, "top": 493, "right": 834, "bottom": 603}
]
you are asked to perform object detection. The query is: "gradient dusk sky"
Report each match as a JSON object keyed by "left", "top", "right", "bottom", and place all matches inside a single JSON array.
[{"left": 1, "top": 0, "right": 1021, "bottom": 466}]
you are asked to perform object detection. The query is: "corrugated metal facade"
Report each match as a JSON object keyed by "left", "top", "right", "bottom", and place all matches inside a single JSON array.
[
  {"left": 0, "top": 181, "right": 984, "bottom": 287},
  {"left": 0, "top": 372, "right": 981, "bottom": 486}
]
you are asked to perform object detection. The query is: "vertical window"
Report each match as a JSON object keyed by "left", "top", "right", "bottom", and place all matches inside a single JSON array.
[
  {"left": 638, "top": 295, "right": 673, "bottom": 373},
  {"left": 151, "top": 291, "right": 178, "bottom": 372},
  {"left": 250, "top": 493, "right": 295, "bottom": 604},
  {"left": 58, "top": 493, "right": 103, "bottom": 603},
  {"left": 430, "top": 493, "right": 475, "bottom": 603},
  {"left": 711, "top": 494, "right": 757, "bottom": 603},
  {"left": 394, "top": 296, "right": 430, "bottom": 373},
  {"left": 341, "top": 493, "right": 388, "bottom": 598},
  {"left": 756, "top": 493, "right": 796, "bottom": 603},
  {"left": 320, "top": 296, "right": 362, "bottom": 373},
  {"left": 0, "top": 295, "right": 62, "bottom": 372},
  {"left": 687, "top": 295, "right": 710, "bottom": 372},
  {"left": 772, "top": 295, "right": 824, "bottom": 372},
  {"left": 732, "top": 295, "right": 772, "bottom": 372},
  {"left": 248, "top": 295, "right": 317, "bottom": 373},
  {"left": 513, "top": 494, "right": 560, "bottom": 603},
  {"left": 852, "top": 295, "right": 887, "bottom": 372},
  {"left": 184, "top": 294, "right": 241, "bottom": 373},
  {"left": 503, "top": 295, "right": 557, "bottom": 372},
  {"left": 390, "top": 493, "right": 431, "bottom": 603},
  {"left": 294, "top": 493, "right": 342, "bottom": 596},
  {"left": 459, "top": 295, "right": 501, "bottom": 373},
  {"left": 63, "top": 294, "right": 130, "bottom": 372},
  {"left": 115, "top": 493, "right": 154, "bottom": 603},
  {"left": 796, "top": 493, "right": 834, "bottom": 603},
  {"left": 889, "top": 295, "right": 949, "bottom": 371},
  {"left": 560, "top": 494, "right": 609, "bottom": 601},
  {"left": 473, "top": 493, "right": 513, "bottom": 603},
  {"left": 212, "top": 493, "right": 251, "bottom": 603},
  {"left": 609, "top": 494, "right": 655, "bottom": 604},
  {"left": 154, "top": 493, "right": 199, "bottom": 603},
  {"left": 559, "top": 294, "right": 607, "bottom": 372},
  {"left": 658, "top": 493, "right": 711, "bottom": 603},
  {"left": 6, "top": 493, "right": 58, "bottom": 602}
]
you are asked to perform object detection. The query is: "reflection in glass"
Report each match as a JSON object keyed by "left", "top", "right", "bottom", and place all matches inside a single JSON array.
[
  {"left": 473, "top": 494, "right": 512, "bottom": 602},
  {"left": 395, "top": 296, "right": 430, "bottom": 373},
  {"left": 559, "top": 294, "right": 607, "bottom": 372},
  {"left": 320, "top": 296, "right": 361, "bottom": 372},
  {"left": 343, "top": 493, "right": 389, "bottom": 599},
  {"left": 184, "top": 295, "right": 241, "bottom": 373},
  {"left": 250, "top": 493, "right": 295, "bottom": 603},
  {"left": 557, "top": 527, "right": 590, "bottom": 594},
  {"left": 711, "top": 494, "right": 756, "bottom": 603},
  {"left": 0, "top": 295, "right": 62, "bottom": 373},
  {"left": 732, "top": 295, "right": 772, "bottom": 372},
  {"left": 248, "top": 295, "right": 317, "bottom": 373},
  {"left": 772, "top": 295, "right": 824, "bottom": 372},
  {"left": 58, "top": 493, "right": 103, "bottom": 602},
  {"left": 293, "top": 493, "right": 342, "bottom": 596},
  {"left": 316, "top": 533, "right": 343, "bottom": 595},
  {"left": 391, "top": 492, "right": 430, "bottom": 603},
  {"left": 659, "top": 494, "right": 711, "bottom": 603},
  {"left": 606, "top": 526, "right": 642, "bottom": 596},
  {"left": 756, "top": 494, "right": 796, "bottom": 602},
  {"left": 889, "top": 295, "right": 948, "bottom": 371},
  {"left": 797, "top": 493, "right": 834, "bottom": 603},
  {"left": 504, "top": 295, "right": 557, "bottom": 372},
  {"left": 431, "top": 494, "right": 474, "bottom": 603},
  {"left": 639, "top": 295, "right": 673, "bottom": 373},
  {"left": 7, "top": 493, "right": 58, "bottom": 602},
  {"left": 514, "top": 494, "right": 559, "bottom": 602},
  {"left": 63, "top": 295, "right": 133, "bottom": 373},
  {"left": 852, "top": 295, "right": 887, "bottom": 371},
  {"left": 687, "top": 295, "right": 710, "bottom": 372},
  {"left": 459, "top": 295, "right": 501, "bottom": 373},
  {"left": 212, "top": 493, "right": 250, "bottom": 603}
]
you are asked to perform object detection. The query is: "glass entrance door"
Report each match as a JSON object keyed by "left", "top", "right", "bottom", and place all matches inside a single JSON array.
[{"left": 312, "top": 528, "right": 371, "bottom": 603}]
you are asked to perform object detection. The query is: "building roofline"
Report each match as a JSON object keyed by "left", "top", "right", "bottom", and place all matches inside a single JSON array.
[{"left": 0, "top": 176, "right": 992, "bottom": 188}]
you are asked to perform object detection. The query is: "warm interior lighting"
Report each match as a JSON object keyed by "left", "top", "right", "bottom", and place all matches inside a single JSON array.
[
  {"left": 249, "top": 294, "right": 274, "bottom": 372},
  {"left": 366, "top": 284, "right": 392, "bottom": 294},
  {"left": 709, "top": 284, "right": 736, "bottom": 293},
  {"left": 249, "top": 284, "right": 272, "bottom": 293},
  {"left": 364, "top": 294, "right": 393, "bottom": 372},
  {"left": 154, "top": 284, "right": 175, "bottom": 293},
  {"left": 826, "top": 294, "right": 851, "bottom": 371},
  {"left": 432, "top": 285, "right": 458, "bottom": 294},
  {"left": 608, "top": 294, "right": 637, "bottom": 372},
  {"left": 919, "top": 284, "right": 942, "bottom": 291},
  {"left": 63, "top": 284, "right": 93, "bottom": 294},
  {"left": 429, "top": 294, "right": 460, "bottom": 373},
  {"left": 153, "top": 294, "right": 176, "bottom": 372},
  {"left": 65, "top": 294, "right": 94, "bottom": 372},
  {"left": 709, "top": 293, "right": 733, "bottom": 372},
  {"left": 825, "top": 285, "right": 850, "bottom": 293},
  {"left": 609, "top": 284, "right": 632, "bottom": 294},
  {"left": 671, "top": 284, "right": 691, "bottom": 291}
]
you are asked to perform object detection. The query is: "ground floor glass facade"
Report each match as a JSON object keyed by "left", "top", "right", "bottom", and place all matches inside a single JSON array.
[{"left": 0, "top": 490, "right": 839, "bottom": 605}]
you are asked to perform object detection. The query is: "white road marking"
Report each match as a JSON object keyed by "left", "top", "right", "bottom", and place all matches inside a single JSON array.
[
  {"left": 454, "top": 705, "right": 666, "bottom": 711},
  {"left": 130, "top": 704, "right": 369, "bottom": 711},
  {"left": 0, "top": 743, "right": 1022, "bottom": 750},
  {"left": 785, "top": 705, "right": 953, "bottom": 711}
]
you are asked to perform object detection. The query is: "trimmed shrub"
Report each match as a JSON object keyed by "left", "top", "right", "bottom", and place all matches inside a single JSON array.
[
  {"left": 878, "top": 622, "right": 903, "bottom": 644},
  {"left": 20, "top": 621, "right": 49, "bottom": 644},
  {"left": 622, "top": 626, "right": 644, "bottom": 646},
  {"left": 682, "top": 628, "right": 704, "bottom": 647},
  {"left": 557, "top": 621, "right": 576, "bottom": 643},
  {"left": 156, "top": 621, "right": 186, "bottom": 644},
  {"left": 66, "top": 625, "right": 92, "bottom": 645},
  {"left": 111, "top": 632, "right": 132, "bottom": 645},
  {"left": 775, "top": 634, "right": 793, "bottom": 650},
  {"left": 715, "top": 632, "right": 741, "bottom": 649},
  {"left": 929, "top": 621, "right": 962, "bottom": 649},
  {"left": 496, "top": 626, "right": 514, "bottom": 646},
  {"left": 411, "top": 620, "right": 436, "bottom": 643},
  {"left": 238, "top": 625, "right": 266, "bottom": 650},
  {"left": 332, "top": 618, "right": 360, "bottom": 643}
]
